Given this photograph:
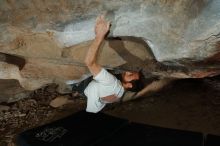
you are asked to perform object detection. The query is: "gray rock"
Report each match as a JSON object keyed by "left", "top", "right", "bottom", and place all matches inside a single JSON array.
[
  {"left": 0, "top": 0, "right": 219, "bottom": 101},
  {"left": 0, "top": 0, "right": 219, "bottom": 63}
]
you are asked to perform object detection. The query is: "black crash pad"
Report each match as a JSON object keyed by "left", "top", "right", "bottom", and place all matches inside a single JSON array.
[
  {"left": 205, "top": 134, "right": 220, "bottom": 146},
  {"left": 94, "top": 122, "right": 203, "bottom": 146},
  {"left": 17, "top": 110, "right": 220, "bottom": 146},
  {"left": 16, "top": 110, "right": 128, "bottom": 146}
]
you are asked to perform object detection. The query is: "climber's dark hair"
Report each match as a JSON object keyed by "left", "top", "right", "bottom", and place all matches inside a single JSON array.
[{"left": 114, "top": 71, "right": 144, "bottom": 92}]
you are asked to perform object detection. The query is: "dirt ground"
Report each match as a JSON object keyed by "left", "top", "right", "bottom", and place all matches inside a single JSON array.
[{"left": 0, "top": 76, "right": 220, "bottom": 146}]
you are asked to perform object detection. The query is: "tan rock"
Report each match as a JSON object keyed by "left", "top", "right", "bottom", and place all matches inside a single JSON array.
[
  {"left": 49, "top": 96, "right": 70, "bottom": 108},
  {"left": 0, "top": 0, "right": 219, "bottom": 102}
]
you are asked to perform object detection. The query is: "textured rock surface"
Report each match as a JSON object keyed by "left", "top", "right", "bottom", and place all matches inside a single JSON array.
[
  {"left": 0, "top": 79, "right": 30, "bottom": 103},
  {"left": 0, "top": 0, "right": 219, "bottom": 101}
]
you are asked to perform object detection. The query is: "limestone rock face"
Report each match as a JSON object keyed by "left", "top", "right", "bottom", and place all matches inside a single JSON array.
[{"left": 0, "top": 0, "right": 219, "bottom": 102}]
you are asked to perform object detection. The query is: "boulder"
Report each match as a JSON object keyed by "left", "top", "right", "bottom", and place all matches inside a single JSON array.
[{"left": 0, "top": 0, "right": 219, "bottom": 101}]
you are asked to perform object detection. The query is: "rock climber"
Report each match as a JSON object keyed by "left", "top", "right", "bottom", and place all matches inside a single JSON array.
[{"left": 72, "top": 15, "right": 144, "bottom": 113}]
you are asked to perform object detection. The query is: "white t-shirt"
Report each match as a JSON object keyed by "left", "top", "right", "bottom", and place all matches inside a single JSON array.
[{"left": 84, "top": 68, "right": 124, "bottom": 113}]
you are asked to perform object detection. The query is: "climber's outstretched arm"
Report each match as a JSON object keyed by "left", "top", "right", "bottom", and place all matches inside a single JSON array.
[
  {"left": 122, "top": 78, "right": 175, "bottom": 102},
  {"left": 84, "top": 15, "right": 110, "bottom": 76}
]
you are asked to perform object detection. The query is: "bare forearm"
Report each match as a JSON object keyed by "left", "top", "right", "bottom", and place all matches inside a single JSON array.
[
  {"left": 135, "top": 79, "right": 174, "bottom": 98},
  {"left": 84, "top": 36, "right": 104, "bottom": 66}
]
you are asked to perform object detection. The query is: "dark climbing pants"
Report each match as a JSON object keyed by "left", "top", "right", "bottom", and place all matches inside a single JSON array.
[{"left": 71, "top": 76, "right": 93, "bottom": 97}]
